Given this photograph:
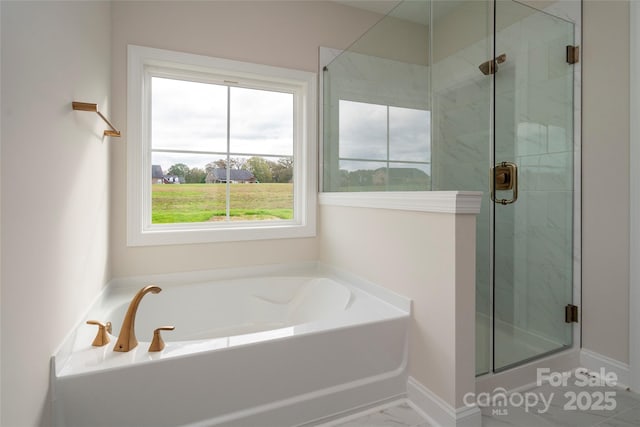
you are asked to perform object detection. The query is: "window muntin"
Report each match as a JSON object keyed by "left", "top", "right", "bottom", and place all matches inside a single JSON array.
[{"left": 127, "top": 45, "right": 316, "bottom": 246}]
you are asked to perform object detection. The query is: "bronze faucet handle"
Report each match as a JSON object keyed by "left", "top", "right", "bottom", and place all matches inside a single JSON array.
[
  {"left": 86, "top": 320, "right": 112, "bottom": 347},
  {"left": 148, "top": 326, "right": 175, "bottom": 352}
]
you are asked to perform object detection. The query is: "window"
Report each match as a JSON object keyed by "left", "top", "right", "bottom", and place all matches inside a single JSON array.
[
  {"left": 335, "top": 100, "right": 431, "bottom": 191},
  {"left": 127, "top": 46, "right": 316, "bottom": 246}
]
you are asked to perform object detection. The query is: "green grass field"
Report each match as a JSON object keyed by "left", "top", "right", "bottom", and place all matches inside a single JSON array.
[{"left": 152, "top": 183, "right": 294, "bottom": 224}]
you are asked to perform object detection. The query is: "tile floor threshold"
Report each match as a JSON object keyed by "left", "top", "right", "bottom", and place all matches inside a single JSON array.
[{"left": 311, "top": 385, "right": 640, "bottom": 427}]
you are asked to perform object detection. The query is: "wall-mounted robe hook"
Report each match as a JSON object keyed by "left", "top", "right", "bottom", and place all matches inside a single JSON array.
[{"left": 72, "top": 102, "right": 121, "bottom": 137}]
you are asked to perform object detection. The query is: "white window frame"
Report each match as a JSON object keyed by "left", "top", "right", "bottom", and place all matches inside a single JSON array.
[{"left": 127, "top": 45, "right": 317, "bottom": 246}]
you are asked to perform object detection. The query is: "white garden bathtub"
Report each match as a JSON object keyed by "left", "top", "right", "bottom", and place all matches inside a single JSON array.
[{"left": 52, "top": 265, "right": 410, "bottom": 427}]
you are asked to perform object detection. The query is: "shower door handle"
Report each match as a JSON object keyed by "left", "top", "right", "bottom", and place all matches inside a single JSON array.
[{"left": 491, "top": 162, "right": 518, "bottom": 205}]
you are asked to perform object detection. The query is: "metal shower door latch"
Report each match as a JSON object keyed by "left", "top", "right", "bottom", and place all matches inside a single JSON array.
[{"left": 491, "top": 161, "right": 518, "bottom": 205}]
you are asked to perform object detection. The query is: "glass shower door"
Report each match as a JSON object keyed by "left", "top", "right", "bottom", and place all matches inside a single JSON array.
[{"left": 492, "top": 0, "right": 575, "bottom": 371}]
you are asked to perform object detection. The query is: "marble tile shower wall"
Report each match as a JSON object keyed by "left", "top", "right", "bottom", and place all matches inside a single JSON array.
[{"left": 324, "top": 50, "right": 429, "bottom": 110}]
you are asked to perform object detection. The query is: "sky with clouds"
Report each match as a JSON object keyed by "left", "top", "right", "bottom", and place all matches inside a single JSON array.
[{"left": 151, "top": 77, "right": 293, "bottom": 172}]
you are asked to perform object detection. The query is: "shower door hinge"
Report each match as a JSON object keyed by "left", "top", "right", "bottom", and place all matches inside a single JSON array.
[
  {"left": 566, "top": 45, "right": 580, "bottom": 64},
  {"left": 565, "top": 304, "right": 579, "bottom": 323}
]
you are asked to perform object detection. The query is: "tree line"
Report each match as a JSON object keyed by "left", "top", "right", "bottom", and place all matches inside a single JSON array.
[{"left": 167, "top": 156, "right": 293, "bottom": 184}]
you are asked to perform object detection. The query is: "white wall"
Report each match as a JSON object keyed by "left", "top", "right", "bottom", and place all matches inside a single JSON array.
[
  {"left": 582, "top": 0, "right": 630, "bottom": 365},
  {"left": 345, "top": 13, "right": 429, "bottom": 66},
  {"left": 1, "top": 1, "right": 3, "bottom": 421},
  {"left": 0, "top": 2, "right": 112, "bottom": 425},
  {"left": 109, "top": 0, "right": 382, "bottom": 278},
  {"left": 319, "top": 204, "right": 477, "bottom": 410}
]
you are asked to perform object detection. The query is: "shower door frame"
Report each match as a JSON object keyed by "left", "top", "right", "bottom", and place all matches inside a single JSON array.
[
  {"left": 629, "top": 0, "right": 640, "bottom": 395},
  {"left": 479, "top": 0, "right": 582, "bottom": 380}
]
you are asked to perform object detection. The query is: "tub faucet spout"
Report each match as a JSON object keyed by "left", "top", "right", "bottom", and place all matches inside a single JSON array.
[{"left": 114, "top": 285, "right": 162, "bottom": 352}]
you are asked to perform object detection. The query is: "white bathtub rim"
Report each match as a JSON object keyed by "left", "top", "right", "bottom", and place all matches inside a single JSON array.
[
  {"left": 55, "top": 313, "right": 409, "bottom": 381},
  {"left": 53, "top": 262, "right": 411, "bottom": 379}
]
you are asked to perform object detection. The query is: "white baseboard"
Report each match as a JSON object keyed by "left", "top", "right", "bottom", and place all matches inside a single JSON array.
[
  {"left": 407, "top": 377, "right": 481, "bottom": 427},
  {"left": 476, "top": 348, "right": 580, "bottom": 394},
  {"left": 580, "top": 349, "right": 631, "bottom": 389}
]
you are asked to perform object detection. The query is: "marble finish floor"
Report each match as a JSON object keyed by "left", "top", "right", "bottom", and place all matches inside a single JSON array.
[
  {"left": 318, "top": 385, "right": 640, "bottom": 427},
  {"left": 317, "top": 400, "right": 432, "bottom": 427}
]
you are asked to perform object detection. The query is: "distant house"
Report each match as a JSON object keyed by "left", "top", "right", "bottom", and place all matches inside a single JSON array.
[
  {"left": 206, "top": 168, "right": 257, "bottom": 184},
  {"left": 152, "top": 165, "right": 164, "bottom": 184},
  {"left": 163, "top": 175, "right": 184, "bottom": 184},
  {"left": 152, "top": 165, "right": 184, "bottom": 184}
]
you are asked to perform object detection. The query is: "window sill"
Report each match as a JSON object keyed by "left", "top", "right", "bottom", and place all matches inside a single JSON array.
[
  {"left": 318, "top": 191, "right": 482, "bottom": 214},
  {"left": 128, "top": 221, "right": 316, "bottom": 246}
]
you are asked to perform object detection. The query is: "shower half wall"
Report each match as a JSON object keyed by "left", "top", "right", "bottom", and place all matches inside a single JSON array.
[{"left": 321, "top": 0, "right": 580, "bottom": 376}]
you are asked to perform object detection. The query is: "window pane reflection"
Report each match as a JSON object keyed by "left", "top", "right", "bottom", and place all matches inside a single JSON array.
[
  {"left": 389, "top": 106, "right": 430, "bottom": 162},
  {"left": 339, "top": 100, "right": 387, "bottom": 160},
  {"left": 335, "top": 100, "right": 431, "bottom": 191}
]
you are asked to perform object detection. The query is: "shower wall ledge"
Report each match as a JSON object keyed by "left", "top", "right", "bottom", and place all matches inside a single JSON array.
[{"left": 318, "top": 191, "right": 483, "bottom": 214}]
